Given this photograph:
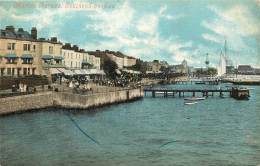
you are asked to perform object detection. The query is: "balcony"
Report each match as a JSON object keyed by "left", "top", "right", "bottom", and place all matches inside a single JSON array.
[
  {"left": 22, "top": 62, "right": 33, "bottom": 64},
  {"left": 43, "top": 63, "right": 66, "bottom": 68},
  {"left": 6, "top": 62, "right": 18, "bottom": 64}
]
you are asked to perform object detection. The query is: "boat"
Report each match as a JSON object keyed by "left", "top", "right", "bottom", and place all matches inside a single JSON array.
[
  {"left": 184, "top": 101, "right": 198, "bottom": 105},
  {"left": 184, "top": 97, "right": 206, "bottom": 101},
  {"left": 195, "top": 82, "right": 205, "bottom": 84}
]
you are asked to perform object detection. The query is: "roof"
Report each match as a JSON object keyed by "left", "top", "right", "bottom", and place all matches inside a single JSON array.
[
  {"left": 0, "top": 29, "right": 33, "bottom": 40},
  {"left": 42, "top": 55, "right": 53, "bottom": 60},
  {"left": 53, "top": 56, "right": 64, "bottom": 60},
  {"left": 238, "top": 65, "right": 253, "bottom": 71},
  {"left": 21, "top": 54, "right": 33, "bottom": 59},
  {"left": 0, "top": 27, "right": 62, "bottom": 44},
  {"left": 5, "top": 54, "right": 17, "bottom": 58}
]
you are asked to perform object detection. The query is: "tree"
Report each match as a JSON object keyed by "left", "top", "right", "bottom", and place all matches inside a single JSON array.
[
  {"left": 195, "top": 67, "right": 217, "bottom": 76},
  {"left": 103, "top": 58, "right": 118, "bottom": 80},
  {"left": 207, "top": 67, "right": 217, "bottom": 76}
]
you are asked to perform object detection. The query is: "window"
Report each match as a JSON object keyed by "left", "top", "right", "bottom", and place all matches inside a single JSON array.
[
  {"left": 7, "top": 43, "right": 15, "bottom": 50},
  {"left": 7, "top": 68, "right": 11, "bottom": 75},
  {"left": 49, "top": 46, "right": 53, "bottom": 54},
  {"left": 33, "top": 45, "right": 36, "bottom": 51},
  {"left": 23, "top": 44, "right": 31, "bottom": 51},
  {"left": 23, "top": 44, "right": 27, "bottom": 51}
]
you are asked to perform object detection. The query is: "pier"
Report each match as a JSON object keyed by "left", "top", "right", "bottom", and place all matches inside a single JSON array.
[{"left": 144, "top": 87, "right": 249, "bottom": 100}]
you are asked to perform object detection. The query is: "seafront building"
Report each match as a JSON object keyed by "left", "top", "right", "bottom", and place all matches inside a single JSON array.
[
  {"left": 62, "top": 43, "right": 101, "bottom": 70},
  {"left": 0, "top": 26, "right": 104, "bottom": 79},
  {"left": 146, "top": 60, "right": 162, "bottom": 74},
  {"left": 0, "top": 26, "right": 65, "bottom": 77},
  {"left": 88, "top": 50, "right": 137, "bottom": 70},
  {"left": 62, "top": 44, "right": 85, "bottom": 69},
  {"left": 0, "top": 26, "right": 39, "bottom": 76},
  {"left": 61, "top": 43, "right": 103, "bottom": 78}
]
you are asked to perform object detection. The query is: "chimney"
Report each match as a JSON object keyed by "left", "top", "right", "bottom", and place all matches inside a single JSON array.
[
  {"left": 31, "top": 27, "right": 37, "bottom": 40},
  {"left": 6, "top": 26, "right": 15, "bottom": 33},
  {"left": 18, "top": 28, "right": 24, "bottom": 32},
  {"left": 50, "top": 37, "right": 57, "bottom": 42},
  {"left": 62, "top": 43, "right": 72, "bottom": 49},
  {"left": 73, "top": 45, "right": 79, "bottom": 51}
]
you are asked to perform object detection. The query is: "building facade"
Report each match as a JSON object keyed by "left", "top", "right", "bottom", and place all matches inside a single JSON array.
[
  {"left": 38, "top": 37, "right": 64, "bottom": 75},
  {"left": 0, "top": 26, "right": 64, "bottom": 77},
  {"left": 146, "top": 60, "right": 162, "bottom": 73},
  {"left": 62, "top": 43, "right": 100, "bottom": 70},
  {"left": 88, "top": 50, "right": 136, "bottom": 70}
]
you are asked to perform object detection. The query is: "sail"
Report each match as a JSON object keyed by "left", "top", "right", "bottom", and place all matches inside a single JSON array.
[{"left": 218, "top": 51, "right": 226, "bottom": 76}]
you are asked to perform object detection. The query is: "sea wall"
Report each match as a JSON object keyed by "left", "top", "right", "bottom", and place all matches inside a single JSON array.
[
  {"left": 0, "top": 87, "right": 143, "bottom": 115},
  {"left": 0, "top": 92, "right": 53, "bottom": 115},
  {"left": 53, "top": 88, "right": 143, "bottom": 109}
]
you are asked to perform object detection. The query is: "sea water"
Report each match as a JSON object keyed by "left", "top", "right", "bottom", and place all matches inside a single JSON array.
[{"left": 1, "top": 84, "right": 260, "bottom": 166}]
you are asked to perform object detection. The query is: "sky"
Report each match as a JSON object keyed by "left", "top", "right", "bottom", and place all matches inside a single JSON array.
[{"left": 0, "top": 0, "right": 260, "bottom": 67}]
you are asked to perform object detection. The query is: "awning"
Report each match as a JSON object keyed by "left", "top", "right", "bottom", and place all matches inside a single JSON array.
[
  {"left": 86, "top": 69, "right": 105, "bottom": 75},
  {"left": 64, "top": 69, "right": 74, "bottom": 76},
  {"left": 122, "top": 69, "right": 141, "bottom": 74},
  {"left": 74, "top": 69, "right": 84, "bottom": 75},
  {"left": 57, "top": 68, "right": 74, "bottom": 76},
  {"left": 42, "top": 55, "right": 53, "bottom": 60},
  {"left": 53, "top": 56, "right": 64, "bottom": 60},
  {"left": 5, "top": 54, "right": 17, "bottom": 58},
  {"left": 50, "top": 68, "right": 61, "bottom": 75},
  {"left": 82, "top": 60, "right": 92, "bottom": 65},
  {"left": 80, "top": 69, "right": 89, "bottom": 75},
  {"left": 21, "top": 54, "right": 33, "bottom": 59}
]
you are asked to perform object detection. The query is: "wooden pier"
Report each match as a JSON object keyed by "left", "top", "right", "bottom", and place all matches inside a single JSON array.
[
  {"left": 143, "top": 87, "right": 250, "bottom": 100},
  {"left": 172, "top": 80, "right": 220, "bottom": 85}
]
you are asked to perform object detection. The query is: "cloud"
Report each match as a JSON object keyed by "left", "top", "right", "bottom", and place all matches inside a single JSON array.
[
  {"left": 1, "top": 1, "right": 92, "bottom": 36},
  {"left": 137, "top": 15, "right": 158, "bottom": 35},
  {"left": 209, "top": 5, "right": 259, "bottom": 36},
  {"left": 202, "top": 33, "right": 223, "bottom": 44},
  {"left": 84, "top": 1, "right": 191, "bottom": 64},
  {"left": 86, "top": 1, "right": 134, "bottom": 38},
  {"left": 201, "top": 4, "right": 260, "bottom": 62}
]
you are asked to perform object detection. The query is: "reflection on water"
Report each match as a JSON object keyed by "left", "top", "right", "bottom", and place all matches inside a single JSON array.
[{"left": 1, "top": 84, "right": 260, "bottom": 166}]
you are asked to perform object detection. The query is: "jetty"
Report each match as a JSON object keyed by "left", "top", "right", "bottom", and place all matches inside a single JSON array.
[{"left": 144, "top": 87, "right": 250, "bottom": 100}]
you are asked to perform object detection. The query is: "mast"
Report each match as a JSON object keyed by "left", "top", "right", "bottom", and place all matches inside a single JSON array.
[
  {"left": 205, "top": 53, "right": 209, "bottom": 69},
  {"left": 257, "top": 36, "right": 260, "bottom": 67},
  {"left": 224, "top": 39, "right": 227, "bottom": 59}
]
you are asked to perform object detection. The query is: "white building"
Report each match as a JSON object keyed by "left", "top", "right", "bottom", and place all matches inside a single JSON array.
[
  {"left": 62, "top": 44, "right": 100, "bottom": 70},
  {"left": 62, "top": 49, "right": 84, "bottom": 69}
]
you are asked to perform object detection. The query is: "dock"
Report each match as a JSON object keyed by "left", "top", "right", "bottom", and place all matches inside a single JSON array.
[{"left": 144, "top": 87, "right": 250, "bottom": 100}]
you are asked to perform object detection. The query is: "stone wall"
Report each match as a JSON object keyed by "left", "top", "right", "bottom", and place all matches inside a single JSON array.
[
  {"left": 0, "top": 87, "right": 143, "bottom": 115},
  {"left": 0, "top": 92, "right": 53, "bottom": 115},
  {"left": 53, "top": 88, "right": 143, "bottom": 109}
]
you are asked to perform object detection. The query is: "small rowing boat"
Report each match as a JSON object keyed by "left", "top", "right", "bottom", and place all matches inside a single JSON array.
[
  {"left": 184, "top": 102, "right": 198, "bottom": 105},
  {"left": 184, "top": 97, "right": 206, "bottom": 101}
]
